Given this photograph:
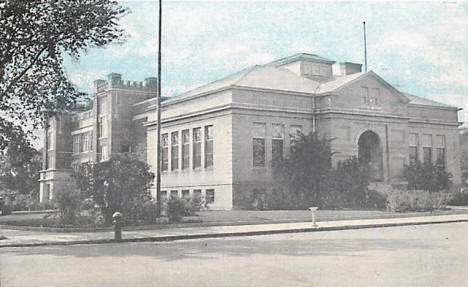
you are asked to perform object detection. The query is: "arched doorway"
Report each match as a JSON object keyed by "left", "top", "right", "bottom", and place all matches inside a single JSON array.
[{"left": 358, "top": 131, "right": 383, "bottom": 182}]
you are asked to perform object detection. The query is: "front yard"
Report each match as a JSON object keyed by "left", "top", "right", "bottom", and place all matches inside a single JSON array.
[{"left": 1, "top": 208, "right": 468, "bottom": 231}]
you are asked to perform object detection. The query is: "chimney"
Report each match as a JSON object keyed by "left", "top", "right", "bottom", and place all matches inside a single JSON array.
[
  {"left": 93, "top": 79, "right": 106, "bottom": 93},
  {"left": 339, "top": 62, "right": 362, "bottom": 76},
  {"left": 144, "top": 77, "right": 157, "bottom": 90},
  {"left": 107, "top": 73, "right": 122, "bottom": 88}
]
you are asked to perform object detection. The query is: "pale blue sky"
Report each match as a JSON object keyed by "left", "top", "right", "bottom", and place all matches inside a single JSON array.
[{"left": 64, "top": 0, "right": 467, "bottom": 122}]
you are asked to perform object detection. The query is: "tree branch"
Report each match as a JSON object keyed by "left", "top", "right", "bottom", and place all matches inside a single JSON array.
[{"left": 3, "top": 45, "right": 48, "bottom": 95}]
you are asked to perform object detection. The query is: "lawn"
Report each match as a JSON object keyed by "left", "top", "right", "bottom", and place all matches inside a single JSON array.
[
  {"left": 1, "top": 208, "right": 467, "bottom": 231},
  {"left": 194, "top": 209, "right": 468, "bottom": 225}
]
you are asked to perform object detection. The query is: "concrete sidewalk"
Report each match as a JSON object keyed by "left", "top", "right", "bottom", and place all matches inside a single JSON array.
[{"left": 2, "top": 213, "right": 468, "bottom": 248}]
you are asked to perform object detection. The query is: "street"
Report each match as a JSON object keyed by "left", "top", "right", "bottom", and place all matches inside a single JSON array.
[{"left": 1, "top": 222, "right": 468, "bottom": 287}]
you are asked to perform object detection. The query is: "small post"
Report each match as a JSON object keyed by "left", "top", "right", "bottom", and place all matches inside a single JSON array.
[
  {"left": 112, "top": 212, "right": 122, "bottom": 241},
  {"left": 308, "top": 207, "right": 319, "bottom": 228}
]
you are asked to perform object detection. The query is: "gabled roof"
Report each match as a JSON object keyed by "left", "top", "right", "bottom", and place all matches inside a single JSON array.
[
  {"left": 234, "top": 66, "right": 320, "bottom": 93},
  {"left": 316, "top": 72, "right": 364, "bottom": 94},
  {"left": 162, "top": 53, "right": 450, "bottom": 107},
  {"left": 265, "top": 53, "right": 335, "bottom": 66},
  {"left": 165, "top": 64, "right": 321, "bottom": 103},
  {"left": 403, "top": 93, "right": 457, "bottom": 109},
  {"left": 316, "top": 70, "right": 410, "bottom": 103},
  {"left": 164, "top": 65, "right": 262, "bottom": 103}
]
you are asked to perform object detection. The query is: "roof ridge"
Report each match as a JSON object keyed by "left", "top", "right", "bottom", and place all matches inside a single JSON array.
[
  {"left": 265, "top": 53, "right": 335, "bottom": 66},
  {"left": 166, "top": 65, "right": 263, "bottom": 101},
  {"left": 403, "top": 92, "right": 457, "bottom": 108}
]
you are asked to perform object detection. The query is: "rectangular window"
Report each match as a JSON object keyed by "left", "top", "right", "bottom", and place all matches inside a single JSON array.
[
  {"left": 121, "top": 144, "right": 130, "bottom": 153},
  {"left": 193, "top": 189, "right": 202, "bottom": 199},
  {"left": 408, "top": 133, "right": 419, "bottom": 164},
  {"left": 272, "top": 124, "right": 284, "bottom": 165},
  {"left": 99, "top": 98, "right": 107, "bottom": 114},
  {"left": 73, "top": 135, "right": 80, "bottom": 154},
  {"left": 182, "top": 190, "right": 190, "bottom": 199},
  {"left": 320, "top": 64, "right": 329, "bottom": 77},
  {"left": 170, "top": 190, "right": 178, "bottom": 199},
  {"left": 160, "top": 190, "right": 167, "bottom": 202},
  {"left": 193, "top": 128, "right": 202, "bottom": 168},
  {"left": 43, "top": 184, "right": 50, "bottom": 201},
  {"left": 289, "top": 125, "right": 302, "bottom": 151},
  {"left": 205, "top": 125, "right": 213, "bottom": 167},
  {"left": 182, "top": 129, "right": 190, "bottom": 169},
  {"left": 205, "top": 189, "right": 215, "bottom": 204},
  {"left": 422, "top": 134, "right": 432, "bottom": 164},
  {"left": 88, "top": 131, "right": 93, "bottom": 151},
  {"left": 435, "top": 135, "right": 446, "bottom": 167},
  {"left": 80, "top": 133, "right": 86, "bottom": 153},
  {"left": 82, "top": 132, "right": 89, "bottom": 152},
  {"left": 253, "top": 123, "right": 266, "bottom": 167},
  {"left": 101, "top": 145, "right": 108, "bottom": 161},
  {"left": 171, "top": 131, "right": 179, "bottom": 171},
  {"left": 371, "top": 88, "right": 380, "bottom": 106},
  {"left": 57, "top": 119, "right": 62, "bottom": 134},
  {"left": 47, "top": 154, "right": 54, "bottom": 169},
  {"left": 47, "top": 131, "right": 54, "bottom": 150},
  {"left": 161, "top": 133, "right": 168, "bottom": 171},
  {"left": 423, "top": 147, "right": 432, "bottom": 164},
  {"left": 361, "top": 87, "right": 370, "bottom": 105},
  {"left": 99, "top": 116, "right": 107, "bottom": 138},
  {"left": 311, "top": 63, "right": 320, "bottom": 75},
  {"left": 98, "top": 146, "right": 102, "bottom": 161}
]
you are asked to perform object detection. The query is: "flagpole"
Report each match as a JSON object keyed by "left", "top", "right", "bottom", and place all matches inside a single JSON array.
[
  {"left": 156, "top": 0, "right": 162, "bottom": 215},
  {"left": 363, "top": 21, "right": 367, "bottom": 72}
]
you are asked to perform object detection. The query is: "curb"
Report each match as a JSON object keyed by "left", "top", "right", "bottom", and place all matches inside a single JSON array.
[
  {"left": 11, "top": 210, "right": 57, "bottom": 215},
  {"left": 3, "top": 210, "right": 467, "bottom": 233},
  {"left": 2, "top": 218, "right": 468, "bottom": 249}
]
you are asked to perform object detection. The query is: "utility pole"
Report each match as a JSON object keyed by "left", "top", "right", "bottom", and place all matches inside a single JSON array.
[
  {"left": 156, "top": 0, "right": 162, "bottom": 215},
  {"left": 363, "top": 21, "right": 367, "bottom": 72}
]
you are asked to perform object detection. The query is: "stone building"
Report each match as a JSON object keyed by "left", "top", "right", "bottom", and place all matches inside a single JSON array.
[
  {"left": 460, "top": 128, "right": 468, "bottom": 188},
  {"left": 39, "top": 74, "right": 158, "bottom": 201},
  {"left": 39, "top": 53, "right": 462, "bottom": 209}
]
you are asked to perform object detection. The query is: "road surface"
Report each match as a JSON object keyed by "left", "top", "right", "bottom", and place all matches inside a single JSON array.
[{"left": 1, "top": 222, "right": 468, "bottom": 287}]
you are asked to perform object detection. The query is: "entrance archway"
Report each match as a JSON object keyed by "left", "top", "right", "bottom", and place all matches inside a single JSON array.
[{"left": 358, "top": 130, "right": 383, "bottom": 182}]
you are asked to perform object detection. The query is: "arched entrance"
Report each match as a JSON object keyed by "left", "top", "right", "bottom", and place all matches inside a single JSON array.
[{"left": 358, "top": 130, "right": 383, "bottom": 182}]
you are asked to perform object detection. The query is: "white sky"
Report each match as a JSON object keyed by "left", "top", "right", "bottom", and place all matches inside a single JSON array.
[{"left": 62, "top": 1, "right": 466, "bottom": 126}]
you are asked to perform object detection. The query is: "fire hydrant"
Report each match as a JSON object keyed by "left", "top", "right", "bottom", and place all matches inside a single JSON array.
[
  {"left": 308, "top": 207, "right": 319, "bottom": 228},
  {"left": 112, "top": 212, "right": 123, "bottom": 241}
]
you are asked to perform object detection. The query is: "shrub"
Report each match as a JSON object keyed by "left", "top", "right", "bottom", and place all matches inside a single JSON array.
[
  {"left": 365, "top": 190, "right": 388, "bottom": 210},
  {"left": 190, "top": 193, "right": 206, "bottom": 212},
  {"left": 167, "top": 198, "right": 186, "bottom": 222},
  {"left": 448, "top": 192, "right": 468, "bottom": 206},
  {"left": 122, "top": 196, "right": 158, "bottom": 224},
  {"left": 327, "top": 157, "right": 373, "bottom": 209},
  {"left": 53, "top": 189, "right": 81, "bottom": 225},
  {"left": 79, "top": 198, "right": 104, "bottom": 225},
  {"left": 386, "top": 189, "right": 450, "bottom": 212},
  {"left": 1, "top": 203, "right": 11, "bottom": 215},
  {"left": 272, "top": 131, "right": 334, "bottom": 208},
  {"left": 9, "top": 193, "right": 29, "bottom": 211},
  {"left": 402, "top": 161, "right": 452, "bottom": 192},
  {"left": 72, "top": 154, "right": 155, "bottom": 223}
]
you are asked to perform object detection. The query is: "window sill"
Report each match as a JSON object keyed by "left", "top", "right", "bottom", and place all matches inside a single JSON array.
[
  {"left": 359, "top": 106, "right": 382, "bottom": 110},
  {"left": 252, "top": 166, "right": 267, "bottom": 171}
]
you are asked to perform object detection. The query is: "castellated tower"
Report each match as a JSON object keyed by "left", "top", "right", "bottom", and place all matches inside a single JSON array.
[{"left": 39, "top": 73, "right": 157, "bottom": 202}]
